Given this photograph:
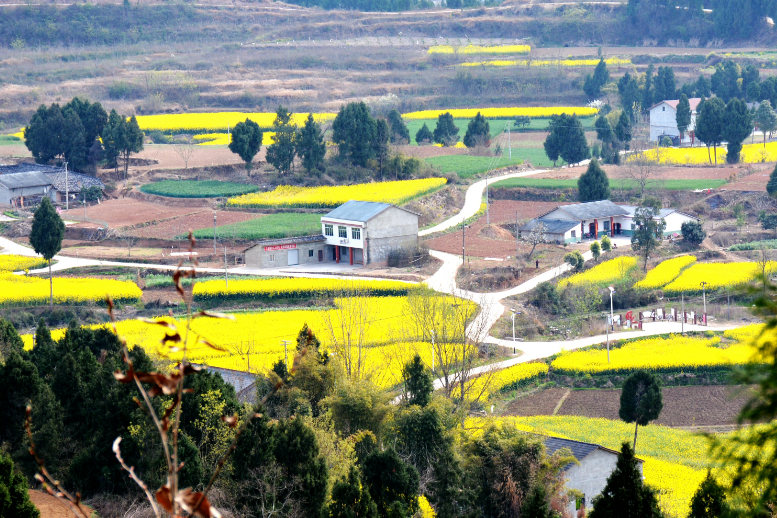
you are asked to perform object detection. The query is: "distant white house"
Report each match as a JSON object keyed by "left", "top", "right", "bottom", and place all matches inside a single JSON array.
[{"left": 649, "top": 98, "right": 701, "bottom": 144}]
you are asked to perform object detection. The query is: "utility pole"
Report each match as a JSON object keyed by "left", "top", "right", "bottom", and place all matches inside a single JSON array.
[
  {"left": 64, "top": 162, "right": 69, "bottom": 211},
  {"left": 281, "top": 340, "right": 292, "bottom": 368},
  {"left": 213, "top": 212, "right": 217, "bottom": 255},
  {"left": 681, "top": 292, "right": 685, "bottom": 334},
  {"left": 608, "top": 286, "right": 615, "bottom": 331},
  {"left": 485, "top": 176, "right": 490, "bottom": 224},
  {"left": 701, "top": 281, "right": 708, "bottom": 325},
  {"left": 462, "top": 224, "right": 468, "bottom": 267},
  {"left": 507, "top": 124, "right": 511, "bottom": 161},
  {"left": 224, "top": 246, "right": 229, "bottom": 288}
]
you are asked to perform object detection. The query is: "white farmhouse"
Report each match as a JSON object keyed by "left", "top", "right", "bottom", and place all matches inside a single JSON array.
[
  {"left": 544, "top": 437, "right": 644, "bottom": 514},
  {"left": 649, "top": 97, "right": 701, "bottom": 144}
]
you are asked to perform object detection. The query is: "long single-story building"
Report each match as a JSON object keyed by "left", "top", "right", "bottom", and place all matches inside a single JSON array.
[
  {"left": 0, "top": 163, "right": 105, "bottom": 208},
  {"left": 544, "top": 436, "right": 644, "bottom": 514},
  {"left": 519, "top": 200, "right": 699, "bottom": 244},
  {"left": 244, "top": 200, "right": 419, "bottom": 269}
]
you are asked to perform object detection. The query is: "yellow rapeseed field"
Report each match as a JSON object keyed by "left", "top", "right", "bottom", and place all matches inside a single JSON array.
[
  {"left": 632, "top": 141, "right": 777, "bottom": 165},
  {"left": 428, "top": 44, "right": 531, "bottom": 54},
  {"left": 403, "top": 107, "right": 598, "bottom": 120},
  {"left": 458, "top": 57, "right": 631, "bottom": 68},
  {"left": 192, "top": 277, "right": 414, "bottom": 302},
  {"left": 496, "top": 415, "right": 716, "bottom": 517},
  {"left": 134, "top": 112, "right": 335, "bottom": 134},
  {"left": 0, "top": 274, "right": 141, "bottom": 307},
  {"left": 459, "top": 362, "right": 548, "bottom": 401},
  {"left": 634, "top": 256, "right": 697, "bottom": 290},
  {"left": 227, "top": 178, "right": 447, "bottom": 208},
  {"left": 551, "top": 333, "right": 754, "bottom": 375},
  {"left": 662, "top": 261, "right": 777, "bottom": 294},
  {"left": 193, "top": 132, "right": 275, "bottom": 146},
  {"left": 0, "top": 255, "right": 48, "bottom": 272},
  {"left": 558, "top": 256, "right": 638, "bottom": 288}
]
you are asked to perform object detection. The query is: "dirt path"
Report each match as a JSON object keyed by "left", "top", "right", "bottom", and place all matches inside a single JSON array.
[{"left": 28, "top": 490, "right": 91, "bottom": 518}]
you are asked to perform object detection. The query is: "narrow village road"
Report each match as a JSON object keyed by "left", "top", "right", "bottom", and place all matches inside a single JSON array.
[{"left": 418, "top": 168, "right": 548, "bottom": 236}]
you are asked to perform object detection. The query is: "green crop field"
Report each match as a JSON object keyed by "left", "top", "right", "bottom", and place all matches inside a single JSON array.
[
  {"left": 424, "top": 154, "right": 524, "bottom": 179},
  {"left": 189, "top": 213, "right": 321, "bottom": 240},
  {"left": 491, "top": 177, "right": 728, "bottom": 191},
  {"left": 405, "top": 117, "right": 594, "bottom": 145},
  {"left": 140, "top": 180, "right": 260, "bottom": 198}
]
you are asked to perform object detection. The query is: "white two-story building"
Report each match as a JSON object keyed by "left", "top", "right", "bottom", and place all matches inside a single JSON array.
[
  {"left": 244, "top": 200, "right": 419, "bottom": 269},
  {"left": 649, "top": 97, "right": 701, "bottom": 144}
]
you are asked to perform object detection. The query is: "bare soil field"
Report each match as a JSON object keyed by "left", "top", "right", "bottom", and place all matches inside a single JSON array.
[
  {"left": 61, "top": 198, "right": 209, "bottom": 228},
  {"left": 537, "top": 163, "right": 749, "bottom": 182},
  {"left": 423, "top": 200, "right": 561, "bottom": 258},
  {"left": 505, "top": 385, "right": 752, "bottom": 427},
  {"left": 128, "top": 210, "right": 262, "bottom": 239}
]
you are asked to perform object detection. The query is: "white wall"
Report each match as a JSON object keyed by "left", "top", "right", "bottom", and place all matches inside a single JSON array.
[
  {"left": 564, "top": 449, "right": 644, "bottom": 513},
  {"left": 650, "top": 103, "right": 697, "bottom": 143}
]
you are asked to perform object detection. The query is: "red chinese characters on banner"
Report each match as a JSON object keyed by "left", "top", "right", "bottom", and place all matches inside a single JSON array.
[{"left": 264, "top": 244, "right": 297, "bottom": 251}]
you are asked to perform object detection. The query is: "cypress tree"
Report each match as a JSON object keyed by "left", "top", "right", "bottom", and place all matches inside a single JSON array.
[
  {"left": 29, "top": 197, "right": 65, "bottom": 310},
  {"left": 463, "top": 112, "right": 490, "bottom": 148},
  {"left": 595, "top": 115, "right": 614, "bottom": 143},
  {"left": 676, "top": 94, "right": 692, "bottom": 140},
  {"left": 266, "top": 105, "right": 298, "bottom": 174},
  {"left": 401, "top": 354, "right": 433, "bottom": 407},
  {"left": 722, "top": 98, "right": 754, "bottom": 164},
  {"left": 433, "top": 112, "right": 459, "bottom": 146},
  {"left": 362, "top": 448, "right": 420, "bottom": 518},
  {"left": 387, "top": 110, "right": 410, "bottom": 144},
  {"left": 768, "top": 163, "right": 777, "bottom": 197},
  {"left": 615, "top": 111, "right": 632, "bottom": 147},
  {"left": 0, "top": 452, "right": 40, "bottom": 518},
  {"left": 332, "top": 102, "right": 377, "bottom": 167},
  {"left": 695, "top": 97, "right": 725, "bottom": 164},
  {"left": 328, "top": 467, "right": 378, "bottom": 518},
  {"left": 689, "top": 471, "right": 729, "bottom": 518},
  {"left": 415, "top": 123, "right": 433, "bottom": 144},
  {"left": 589, "top": 442, "right": 663, "bottom": 518},
  {"left": 619, "top": 370, "right": 663, "bottom": 451},
  {"left": 373, "top": 119, "right": 390, "bottom": 179},
  {"left": 577, "top": 158, "right": 610, "bottom": 202},
  {"left": 297, "top": 113, "right": 326, "bottom": 173}
]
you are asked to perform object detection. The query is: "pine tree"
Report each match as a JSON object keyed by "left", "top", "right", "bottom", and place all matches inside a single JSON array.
[
  {"left": 578, "top": 159, "right": 610, "bottom": 202},
  {"left": 362, "top": 448, "right": 420, "bottom": 518},
  {"left": 332, "top": 102, "right": 377, "bottom": 167},
  {"left": 297, "top": 113, "right": 326, "bottom": 173},
  {"left": 433, "top": 112, "right": 459, "bottom": 146},
  {"left": 595, "top": 115, "right": 614, "bottom": 143},
  {"left": 328, "top": 467, "right": 378, "bottom": 518},
  {"left": 642, "top": 64, "right": 655, "bottom": 110},
  {"left": 373, "top": 119, "right": 390, "bottom": 179},
  {"left": 615, "top": 111, "right": 632, "bottom": 147},
  {"left": 387, "top": 110, "right": 410, "bottom": 144},
  {"left": 689, "top": 471, "right": 729, "bottom": 518},
  {"left": 266, "top": 105, "right": 298, "bottom": 174},
  {"left": 0, "top": 452, "right": 40, "bottom": 518},
  {"left": 101, "top": 109, "right": 123, "bottom": 170},
  {"left": 522, "top": 485, "right": 552, "bottom": 518},
  {"left": 463, "top": 112, "right": 490, "bottom": 148},
  {"left": 401, "top": 354, "right": 433, "bottom": 407},
  {"left": 29, "top": 197, "right": 65, "bottom": 309},
  {"left": 415, "top": 123, "right": 433, "bottom": 144},
  {"left": 584, "top": 58, "right": 610, "bottom": 99},
  {"left": 619, "top": 370, "right": 663, "bottom": 451},
  {"left": 229, "top": 118, "right": 264, "bottom": 171},
  {"left": 119, "top": 115, "right": 144, "bottom": 184},
  {"left": 723, "top": 98, "right": 754, "bottom": 164},
  {"left": 588, "top": 442, "right": 663, "bottom": 518},
  {"left": 676, "top": 94, "right": 692, "bottom": 140},
  {"left": 544, "top": 114, "right": 589, "bottom": 166}
]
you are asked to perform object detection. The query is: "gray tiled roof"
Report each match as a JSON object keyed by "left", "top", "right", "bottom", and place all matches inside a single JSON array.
[
  {"left": 0, "top": 163, "right": 63, "bottom": 175},
  {"left": 520, "top": 219, "right": 579, "bottom": 234},
  {"left": 554, "top": 200, "right": 630, "bottom": 221},
  {"left": 544, "top": 436, "right": 643, "bottom": 471},
  {"left": 324, "top": 200, "right": 393, "bottom": 222},
  {"left": 0, "top": 171, "right": 52, "bottom": 189},
  {"left": 44, "top": 171, "right": 105, "bottom": 192}
]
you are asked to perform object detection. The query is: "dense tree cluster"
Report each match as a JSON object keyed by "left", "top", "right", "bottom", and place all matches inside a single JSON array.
[{"left": 544, "top": 114, "right": 589, "bottom": 166}]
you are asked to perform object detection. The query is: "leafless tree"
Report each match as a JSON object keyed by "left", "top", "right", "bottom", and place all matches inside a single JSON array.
[
  {"left": 522, "top": 222, "right": 548, "bottom": 259},
  {"left": 172, "top": 134, "right": 197, "bottom": 170},
  {"left": 238, "top": 464, "right": 304, "bottom": 518},
  {"left": 320, "top": 284, "right": 372, "bottom": 380},
  {"left": 625, "top": 154, "right": 660, "bottom": 199},
  {"left": 756, "top": 246, "right": 772, "bottom": 296},
  {"left": 119, "top": 231, "right": 139, "bottom": 257}
]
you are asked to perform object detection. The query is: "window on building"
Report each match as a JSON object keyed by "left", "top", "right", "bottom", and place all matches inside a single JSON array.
[
  {"left": 604, "top": 220, "right": 611, "bottom": 230},
  {"left": 309, "top": 249, "right": 314, "bottom": 257},
  {"left": 662, "top": 106, "right": 665, "bottom": 111},
  {"left": 324, "top": 224, "right": 333, "bottom": 237},
  {"left": 352, "top": 227, "right": 361, "bottom": 240},
  {"left": 571, "top": 230, "right": 576, "bottom": 238},
  {"left": 269, "top": 254, "right": 275, "bottom": 262},
  {"left": 338, "top": 226, "right": 347, "bottom": 238}
]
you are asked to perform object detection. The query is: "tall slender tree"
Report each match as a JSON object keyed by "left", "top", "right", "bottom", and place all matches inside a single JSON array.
[
  {"left": 297, "top": 113, "right": 326, "bottom": 173},
  {"left": 29, "top": 198, "right": 65, "bottom": 310},
  {"left": 373, "top": 119, "right": 390, "bottom": 179},
  {"left": 578, "top": 158, "right": 611, "bottom": 202},
  {"left": 387, "top": 109, "right": 410, "bottom": 144},
  {"left": 619, "top": 370, "right": 663, "bottom": 451},
  {"left": 722, "top": 98, "right": 754, "bottom": 164},
  {"left": 266, "top": 105, "right": 298, "bottom": 174},
  {"left": 433, "top": 112, "right": 460, "bottom": 147},
  {"left": 119, "top": 115, "right": 144, "bottom": 184},
  {"left": 676, "top": 94, "right": 692, "bottom": 141},
  {"left": 332, "top": 102, "right": 377, "bottom": 167},
  {"left": 695, "top": 97, "right": 725, "bottom": 164},
  {"left": 754, "top": 100, "right": 777, "bottom": 148}
]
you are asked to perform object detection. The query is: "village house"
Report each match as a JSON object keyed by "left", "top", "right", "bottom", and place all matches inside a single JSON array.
[
  {"left": 544, "top": 436, "right": 644, "bottom": 514},
  {"left": 244, "top": 200, "right": 419, "bottom": 269},
  {"left": 649, "top": 97, "right": 701, "bottom": 144},
  {"left": 0, "top": 163, "right": 105, "bottom": 208},
  {"left": 518, "top": 200, "right": 699, "bottom": 244}
]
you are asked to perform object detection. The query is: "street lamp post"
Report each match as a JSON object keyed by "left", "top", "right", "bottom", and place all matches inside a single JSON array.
[
  {"left": 608, "top": 286, "right": 615, "bottom": 331},
  {"left": 213, "top": 212, "right": 217, "bottom": 255},
  {"left": 700, "top": 281, "right": 708, "bottom": 325}
]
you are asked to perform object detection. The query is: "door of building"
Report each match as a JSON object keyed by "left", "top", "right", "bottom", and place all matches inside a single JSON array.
[
  {"left": 288, "top": 249, "right": 299, "bottom": 266},
  {"left": 318, "top": 250, "right": 323, "bottom": 262}
]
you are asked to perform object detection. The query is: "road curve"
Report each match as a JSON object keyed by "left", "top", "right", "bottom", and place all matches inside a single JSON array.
[{"left": 418, "top": 168, "right": 548, "bottom": 236}]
